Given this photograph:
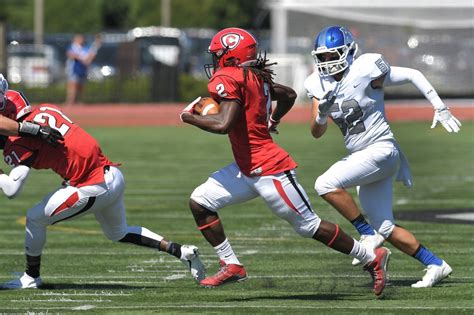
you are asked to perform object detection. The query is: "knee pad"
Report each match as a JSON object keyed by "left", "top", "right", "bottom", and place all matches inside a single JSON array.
[
  {"left": 103, "top": 225, "right": 128, "bottom": 242},
  {"left": 375, "top": 219, "right": 395, "bottom": 239},
  {"left": 291, "top": 217, "right": 321, "bottom": 238},
  {"left": 314, "top": 175, "right": 338, "bottom": 196},
  {"left": 190, "top": 184, "right": 219, "bottom": 213}
]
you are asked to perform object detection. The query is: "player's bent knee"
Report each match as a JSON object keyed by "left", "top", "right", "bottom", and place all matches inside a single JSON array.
[
  {"left": 190, "top": 185, "right": 220, "bottom": 213},
  {"left": 375, "top": 220, "right": 395, "bottom": 239},
  {"left": 314, "top": 175, "right": 338, "bottom": 196},
  {"left": 291, "top": 217, "right": 321, "bottom": 238},
  {"left": 103, "top": 226, "right": 128, "bottom": 242}
]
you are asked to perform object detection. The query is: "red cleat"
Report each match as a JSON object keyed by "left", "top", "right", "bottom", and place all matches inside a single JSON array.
[
  {"left": 200, "top": 260, "right": 247, "bottom": 288},
  {"left": 364, "top": 247, "right": 391, "bottom": 297}
]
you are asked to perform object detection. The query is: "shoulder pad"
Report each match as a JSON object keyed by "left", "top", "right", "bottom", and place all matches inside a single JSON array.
[
  {"left": 354, "top": 53, "right": 390, "bottom": 80},
  {"left": 304, "top": 72, "right": 324, "bottom": 99}
]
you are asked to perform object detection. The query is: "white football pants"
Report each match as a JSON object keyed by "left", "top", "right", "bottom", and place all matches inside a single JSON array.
[
  {"left": 24, "top": 166, "right": 156, "bottom": 256},
  {"left": 315, "top": 141, "right": 400, "bottom": 238},
  {"left": 191, "top": 163, "right": 321, "bottom": 238}
]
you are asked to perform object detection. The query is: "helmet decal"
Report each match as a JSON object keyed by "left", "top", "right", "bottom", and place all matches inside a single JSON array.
[
  {"left": 311, "top": 25, "right": 358, "bottom": 77},
  {"left": 205, "top": 28, "right": 258, "bottom": 78},
  {"left": 221, "top": 33, "right": 241, "bottom": 50}
]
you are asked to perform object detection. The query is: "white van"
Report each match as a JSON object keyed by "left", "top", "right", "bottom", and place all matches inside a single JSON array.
[{"left": 7, "top": 44, "right": 62, "bottom": 87}]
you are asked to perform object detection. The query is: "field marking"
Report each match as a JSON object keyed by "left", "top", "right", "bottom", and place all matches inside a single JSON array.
[
  {"left": 437, "top": 212, "right": 474, "bottom": 221},
  {"left": 11, "top": 298, "right": 112, "bottom": 303},
  {"left": 0, "top": 274, "right": 472, "bottom": 280},
  {"left": 35, "top": 291, "right": 133, "bottom": 296},
  {"left": 1, "top": 304, "right": 473, "bottom": 312}
]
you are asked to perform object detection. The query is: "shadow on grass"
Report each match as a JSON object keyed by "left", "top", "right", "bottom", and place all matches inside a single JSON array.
[{"left": 227, "top": 292, "right": 362, "bottom": 302}]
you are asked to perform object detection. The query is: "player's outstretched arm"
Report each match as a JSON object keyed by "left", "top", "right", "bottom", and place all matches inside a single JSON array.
[
  {"left": 0, "top": 115, "right": 64, "bottom": 145},
  {"left": 0, "top": 115, "right": 21, "bottom": 136},
  {"left": 0, "top": 165, "right": 30, "bottom": 199},
  {"left": 383, "top": 66, "right": 461, "bottom": 133}
]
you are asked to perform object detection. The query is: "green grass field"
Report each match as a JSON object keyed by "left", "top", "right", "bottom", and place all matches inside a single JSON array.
[{"left": 0, "top": 122, "right": 473, "bottom": 314}]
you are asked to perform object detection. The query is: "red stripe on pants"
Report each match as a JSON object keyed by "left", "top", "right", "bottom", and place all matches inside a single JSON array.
[
  {"left": 51, "top": 192, "right": 79, "bottom": 216},
  {"left": 273, "top": 179, "right": 301, "bottom": 215}
]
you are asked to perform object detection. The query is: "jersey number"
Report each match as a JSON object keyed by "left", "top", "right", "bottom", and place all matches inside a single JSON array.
[
  {"left": 215, "top": 83, "right": 228, "bottom": 98},
  {"left": 4, "top": 150, "right": 21, "bottom": 167},
  {"left": 33, "top": 107, "right": 73, "bottom": 136},
  {"left": 329, "top": 100, "right": 366, "bottom": 136}
]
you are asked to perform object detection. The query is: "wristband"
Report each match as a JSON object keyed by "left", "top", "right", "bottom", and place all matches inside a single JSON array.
[
  {"left": 315, "top": 115, "right": 328, "bottom": 125},
  {"left": 269, "top": 117, "right": 280, "bottom": 124},
  {"left": 18, "top": 121, "right": 40, "bottom": 136},
  {"left": 431, "top": 96, "right": 447, "bottom": 111}
]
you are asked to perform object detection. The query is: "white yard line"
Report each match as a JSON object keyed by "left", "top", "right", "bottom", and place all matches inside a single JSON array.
[
  {"left": 1, "top": 304, "right": 473, "bottom": 311},
  {"left": 1, "top": 274, "right": 472, "bottom": 280}
]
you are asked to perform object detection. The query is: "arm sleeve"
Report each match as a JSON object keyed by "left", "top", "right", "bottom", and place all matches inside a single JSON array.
[
  {"left": 0, "top": 165, "right": 31, "bottom": 199},
  {"left": 384, "top": 66, "right": 446, "bottom": 110}
]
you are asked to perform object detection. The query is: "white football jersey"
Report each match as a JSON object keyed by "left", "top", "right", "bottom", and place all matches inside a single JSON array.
[{"left": 305, "top": 53, "right": 395, "bottom": 152}]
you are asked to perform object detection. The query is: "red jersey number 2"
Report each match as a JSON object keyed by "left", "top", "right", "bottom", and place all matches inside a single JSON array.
[{"left": 33, "top": 106, "right": 73, "bottom": 136}]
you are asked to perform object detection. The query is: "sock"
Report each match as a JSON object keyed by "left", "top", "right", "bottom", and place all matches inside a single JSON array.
[
  {"left": 26, "top": 255, "right": 41, "bottom": 278},
  {"left": 214, "top": 238, "right": 241, "bottom": 266},
  {"left": 349, "top": 239, "right": 375, "bottom": 265},
  {"left": 351, "top": 214, "right": 376, "bottom": 236},
  {"left": 165, "top": 242, "right": 182, "bottom": 259},
  {"left": 413, "top": 245, "right": 443, "bottom": 266},
  {"left": 118, "top": 226, "right": 164, "bottom": 249}
]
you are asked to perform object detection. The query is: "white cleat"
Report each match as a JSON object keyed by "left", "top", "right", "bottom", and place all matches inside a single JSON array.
[
  {"left": 180, "top": 245, "right": 206, "bottom": 282},
  {"left": 1, "top": 272, "right": 42, "bottom": 289},
  {"left": 352, "top": 233, "right": 385, "bottom": 266},
  {"left": 411, "top": 260, "right": 452, "bottom": 288}
]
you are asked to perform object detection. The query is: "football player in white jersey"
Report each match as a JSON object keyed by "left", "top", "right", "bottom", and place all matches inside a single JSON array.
[{"left": 304, "top": 26, "right": 461, "bottom": 288}]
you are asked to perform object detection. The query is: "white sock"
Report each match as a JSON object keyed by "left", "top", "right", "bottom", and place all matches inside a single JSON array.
[
  {"left": 214, "top": 238, "right": 241, "bottom": 266},
  {"left": 350, "top": 238, "right": 375, "bottom": 265}
]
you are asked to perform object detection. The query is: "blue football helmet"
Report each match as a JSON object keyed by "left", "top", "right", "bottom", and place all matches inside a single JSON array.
[{"left": 311, "top": 26, "right": 358, "bottom": 77}]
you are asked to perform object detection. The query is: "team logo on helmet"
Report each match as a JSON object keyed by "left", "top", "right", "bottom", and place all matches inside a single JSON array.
[{"left": 221, "top": 33, "right": 241, "bottom": 50}]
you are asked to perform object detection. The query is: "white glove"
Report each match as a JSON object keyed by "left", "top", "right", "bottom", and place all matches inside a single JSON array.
[
  {"left": 268, "top": 117, "right": 280, "bottom": 134},
  {"left": 318, "top": 90, "right": 337, "bottom": 116},
  {"left": 179, "top": 96, "right": 201, "bottom": 122},
  {"left": 431, "top": 108, "right": 461, "bottom": 133}
]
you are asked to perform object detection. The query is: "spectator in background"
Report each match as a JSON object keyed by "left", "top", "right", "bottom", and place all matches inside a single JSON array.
[{"left": 65, "top": 34, "right": 101, "bottom": 105}]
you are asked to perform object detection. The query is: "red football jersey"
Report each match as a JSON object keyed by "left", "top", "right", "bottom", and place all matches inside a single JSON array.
[
  {"left": 208, "top": 66, "right": 297, "bottom": 176},
  {"left": 3, "top": 105, "right": 116, "bottom": 187}
]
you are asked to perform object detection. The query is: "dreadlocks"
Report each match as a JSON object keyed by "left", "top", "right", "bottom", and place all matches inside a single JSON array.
[{"left": 243, "top": 51, "right": 277, "bottom": 85}]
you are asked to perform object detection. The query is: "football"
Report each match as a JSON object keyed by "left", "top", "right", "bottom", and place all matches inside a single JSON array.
[{"left": 194, "top": 97, "right": 220, "bottom": 116}]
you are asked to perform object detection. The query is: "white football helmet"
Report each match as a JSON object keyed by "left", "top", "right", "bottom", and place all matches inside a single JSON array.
[{"left": 311, "top": 26, "right": 358, "bottom": 77}]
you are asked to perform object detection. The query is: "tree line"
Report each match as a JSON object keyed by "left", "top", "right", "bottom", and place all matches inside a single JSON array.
[{"left": 0, "top": 0, "right": 269, "bottom": 33}]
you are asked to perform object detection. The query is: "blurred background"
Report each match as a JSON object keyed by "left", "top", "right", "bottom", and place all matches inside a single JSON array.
[{"left": 0, "top": 0, "right": 472, "bottom": 104}]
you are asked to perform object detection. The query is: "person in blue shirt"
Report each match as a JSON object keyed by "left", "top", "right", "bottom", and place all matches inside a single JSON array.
[{"left": 65, "top": 34, "right": 101, "bottom": 105}]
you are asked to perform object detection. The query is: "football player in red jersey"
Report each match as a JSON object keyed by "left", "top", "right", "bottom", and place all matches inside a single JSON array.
[
  {"left": 180, "top": 27, "right": 390, "bottom": 296},
  {"left": 0, "top": 74, "right": 62, "bottom": 144},
  {"left": 0, "top": 89, "right": 205, "bottom": 289}
]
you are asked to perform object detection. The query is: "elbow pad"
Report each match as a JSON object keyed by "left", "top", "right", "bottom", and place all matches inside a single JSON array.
[{"left": 0, "top": 165, "right": 30, "bottom": 198}]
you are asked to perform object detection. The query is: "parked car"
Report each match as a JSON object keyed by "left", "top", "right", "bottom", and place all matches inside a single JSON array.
[{"left": 7, "top": 44, "right": 62, "bottom": 87}]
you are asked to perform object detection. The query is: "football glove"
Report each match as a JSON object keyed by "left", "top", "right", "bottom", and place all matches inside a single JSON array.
[
  {"left": 18, "top": 121, "right": 64, "bottom": 145},
  {"left": 180, "top": 96, "right": 201, "bottom": 122},
  {"left": 268, "top": 117, "right": 280, "bottom": 134},
  {"left": 430, "top": 108, "right": 461, "bottom": 133},
  {"left": 318, "top": 90, "right": 337, "bottom": 117}
]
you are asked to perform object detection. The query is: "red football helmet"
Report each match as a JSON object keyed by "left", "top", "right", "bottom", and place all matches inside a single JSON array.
[
  {"left": 0, "top": 90, "right": 32, "bottom": 121},
  {"left": 204, "top": 27, "right": 258, "bottom": 78}
]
